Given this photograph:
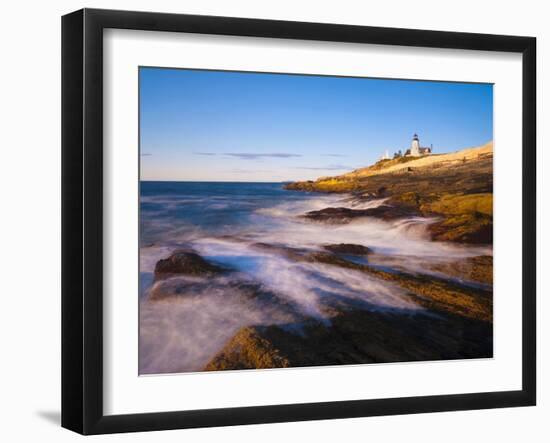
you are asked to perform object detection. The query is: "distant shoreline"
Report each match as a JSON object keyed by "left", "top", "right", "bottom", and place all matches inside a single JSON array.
[{"left": 140, "top": 180, "right": 289, "bottom": 184}]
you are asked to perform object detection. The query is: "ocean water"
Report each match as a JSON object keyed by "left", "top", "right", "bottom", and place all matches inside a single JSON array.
[{"left": 139, "top": 181, "right": 491, "bottom": 374}]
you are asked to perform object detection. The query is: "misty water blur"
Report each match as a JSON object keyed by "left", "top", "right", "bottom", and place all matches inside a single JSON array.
[{"left": 139, "top": 182, "right": 491, "bottom": 374}]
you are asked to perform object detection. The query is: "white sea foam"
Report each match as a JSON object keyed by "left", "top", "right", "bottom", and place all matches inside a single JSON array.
[
  {"left": 139, "top": 285, "right": 295, "bottom": 373},
  {"left": 139, "top": 240, "right": 424, "bottom": 374},
  {"left": 139, "top": 186, "right": 492, "bottom": 374}
]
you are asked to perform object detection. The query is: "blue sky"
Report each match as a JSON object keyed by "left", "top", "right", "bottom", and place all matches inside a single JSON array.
[{"left": 140, "top": 67, "right": 493, "bottom": 182}]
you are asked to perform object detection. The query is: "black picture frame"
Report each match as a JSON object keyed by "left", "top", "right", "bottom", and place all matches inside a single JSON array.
[{"left": 62, "top": 8, "right": 537, "bottom": 435}]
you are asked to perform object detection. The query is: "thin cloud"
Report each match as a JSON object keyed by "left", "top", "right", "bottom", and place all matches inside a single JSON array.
[
  {"left": 141, "top": 153, "right": 152, "bottom": 157},
  {"left": 193, "top": 151, "right": 217, "bottom": 156},
  {"left": 224, "top": 153, "right": 302, "bottom": 160}
]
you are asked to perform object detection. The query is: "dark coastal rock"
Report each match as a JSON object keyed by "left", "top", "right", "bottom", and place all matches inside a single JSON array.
[
  {"left": 323, "top": 243, "right": 372, "bottom": 255},
  {"left": 251, "top": 242, "right": 373, "bottom": 264},
  {"left": 204, "top": 326, "right": 292, "bottom": 371},
  {"left": 427, "top": 213, "right": 493, "bottom": 244},
  {"left": 154, "top": 249, "right": 225, "bottom": 280},
  {"left": 149, "top": 278, "right": 206, "bottom": 301},
  {"left": 428, "top": 255, "right": 493, "bottom": 286},
  {"left": 302, "top": 204, "right": 419, "bottom": 224},
  {"left": 305, "top": 251, "right": 355, "bottom": 267},
  {"left": 300, "top": 251, "right": 493, "bottom": 322},
  {"left": 253, "top": 244, "right": 493, "bottom": 323},
  {"left": 149, "top": 275, "right": 259, "bottom": 301},
  {"left": 250, "top": 242, "right": 307, "bottom": 261},
  {"left": 241, "top": 244, "right": 492, "bottom": 323},
  {"left": 204, "top": 307, "right": 493, "bottom": 371}
]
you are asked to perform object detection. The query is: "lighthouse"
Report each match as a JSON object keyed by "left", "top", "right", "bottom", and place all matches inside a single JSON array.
[{"left": 410, "top": 133, "right": 421, "bottom": 157}]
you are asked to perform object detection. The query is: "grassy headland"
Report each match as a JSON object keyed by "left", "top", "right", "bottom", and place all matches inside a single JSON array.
[{"left": 285, "top": 142, "right": 493, "bottom": 243}]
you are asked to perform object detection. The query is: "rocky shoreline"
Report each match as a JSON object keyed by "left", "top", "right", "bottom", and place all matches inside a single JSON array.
[
  {"left": 145, "top": 242, "right": 493, "bottom": 371},
  {"left": 285, "top": 143, "right": 493, "bottom": 244},
  {"left": 142, "top": 144, "right": 494, "bottom": 372}
]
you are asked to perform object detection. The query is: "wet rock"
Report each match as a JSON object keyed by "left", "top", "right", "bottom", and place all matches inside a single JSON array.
[
  {"left": 154, "top": 249, "right": 226, "bottom": 280},
  {"left": 305, "top": 251, "right": 355, "bottom": 267},
  {"left": 302, "top": 251, "right": 493, "bottom": 322},
  {"left": 250, "top": 242, "right": 307, "bottom": 261},
  {"left": 428, "top": 255, "right": 493, "bottom": 286},
  {"left": 204, "top": 308, "right": 493, "bottom": 371},
  {"left": 149, "top": 278, "right": 206, "bottom": 301},
  {"left": 302, "top": 204, "right": 419, "bottom": 224},
  {"left": 428, "top": 213, "right": 493, "bottom": 244},
  {"left": 148, "top": 275, "right": 253, "bottom": 302},
  {"left": 323, "top": 243, "right": 372, "bottom": 255},
  {"left": 148, "top": 273, "right": 303, "bottom": 324},
  {"left": 204, "top": 326, "right": 291, "bottom": 371}
]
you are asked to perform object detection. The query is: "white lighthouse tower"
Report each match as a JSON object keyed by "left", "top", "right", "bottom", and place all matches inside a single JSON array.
[{"left": 410, "top": 133, "right": 421, "bottom": 157}]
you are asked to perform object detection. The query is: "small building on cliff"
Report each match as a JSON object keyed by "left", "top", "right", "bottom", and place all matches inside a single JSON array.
[{"left": 379, "top": 149, "right": 391, "bottom": 161}]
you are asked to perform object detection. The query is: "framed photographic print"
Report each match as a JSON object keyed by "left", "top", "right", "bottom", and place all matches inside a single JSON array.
[{"left": 61, "top": 8, "right": 536, "bottom": 435}]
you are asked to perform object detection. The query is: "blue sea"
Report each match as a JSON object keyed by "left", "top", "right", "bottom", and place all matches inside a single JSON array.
[{"left": 140, "top": 181, "right": 317, "bottom": 244}]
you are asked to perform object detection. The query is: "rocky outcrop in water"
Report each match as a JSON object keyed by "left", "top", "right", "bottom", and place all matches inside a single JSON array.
[
  {"left": 303, "top": 205, "right": 419, "bottom": 224},
  {"left": 323, "top": 243, "right": 372, "bottom": 255},
  {"left": 154, "top": 249, "right": 226, "bottom": 281},
  {"left": 204, "top": 326, "right": 292, "bottom": 371}
]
